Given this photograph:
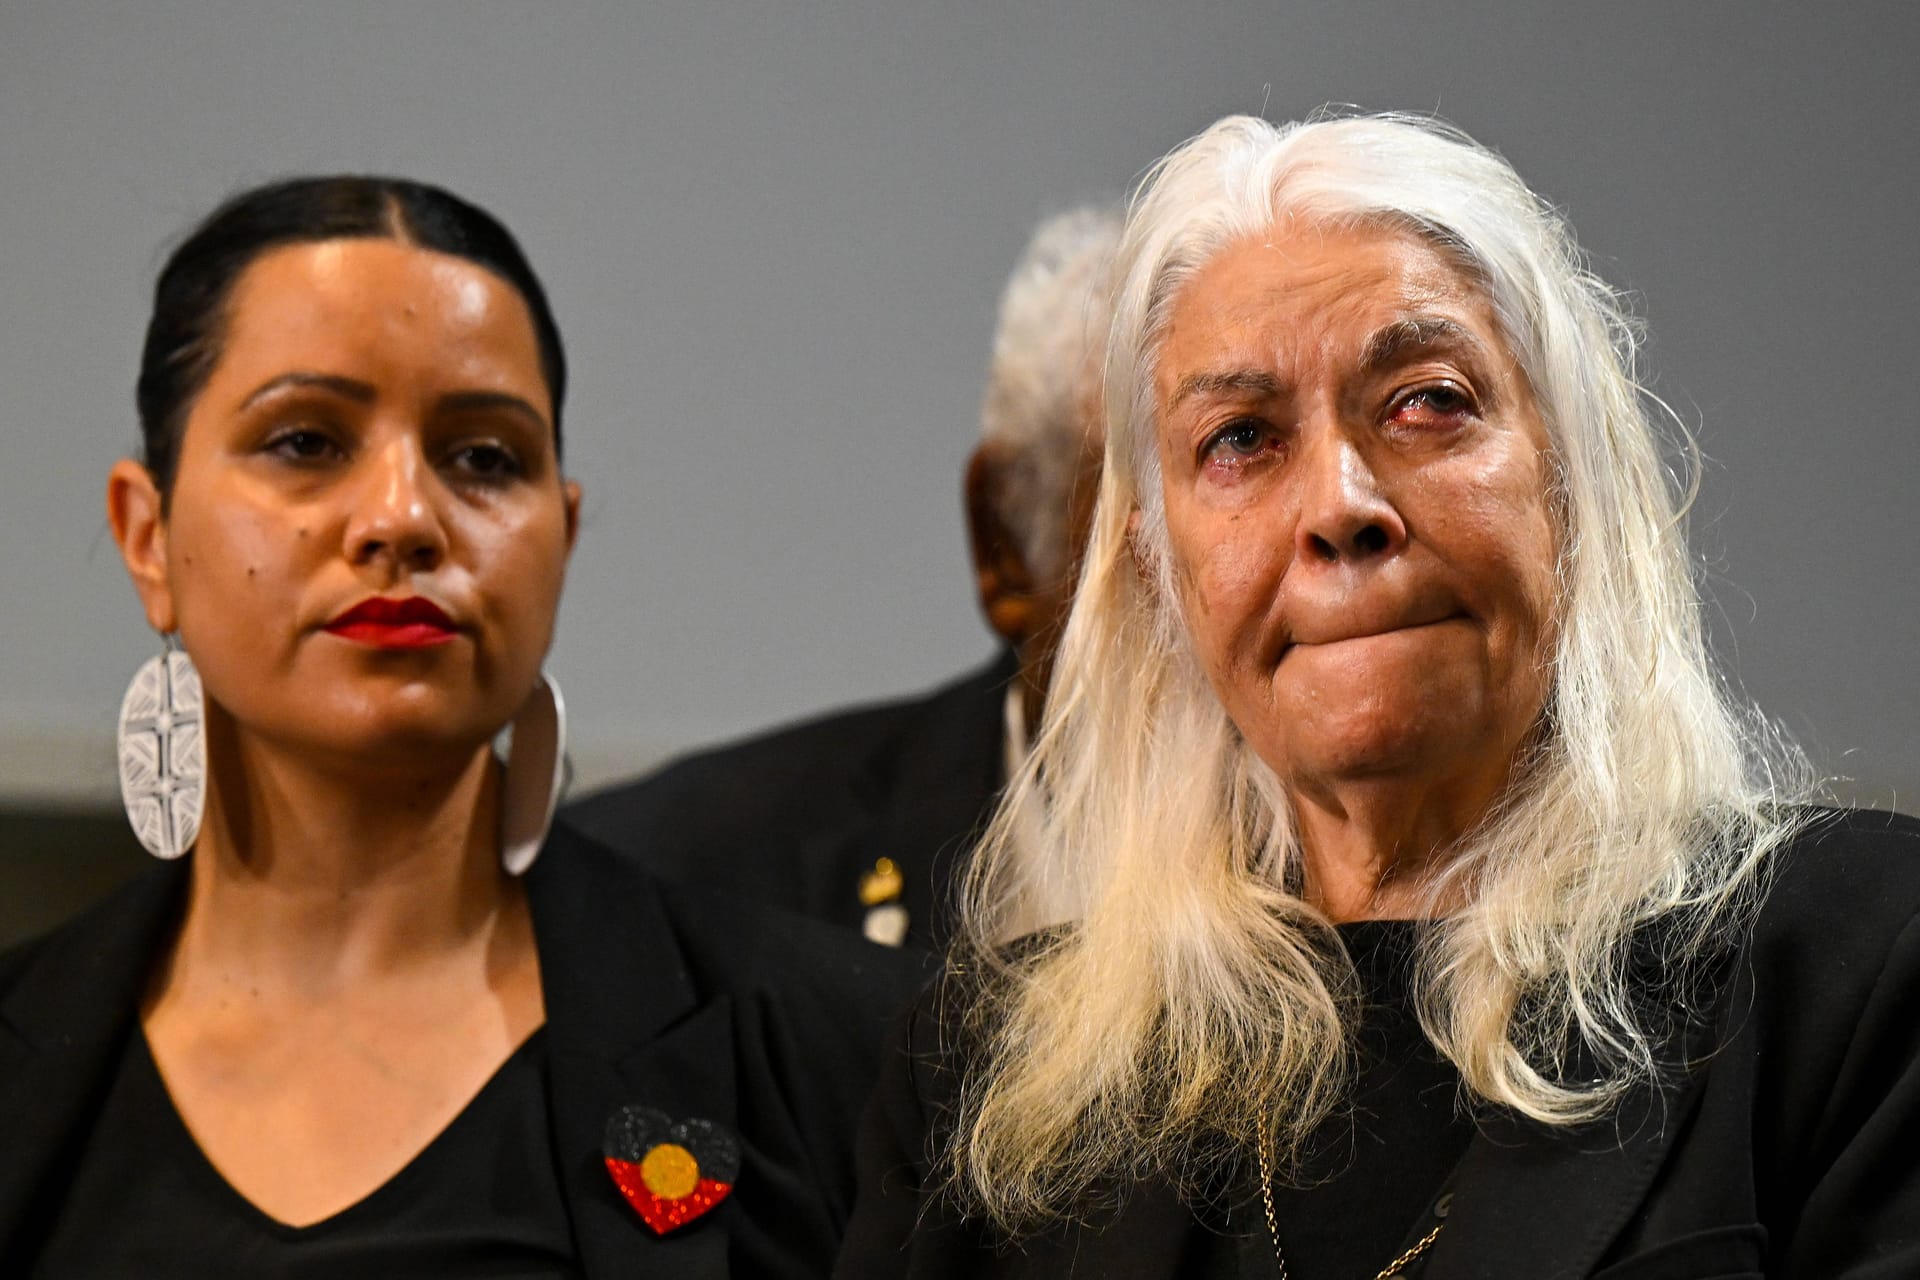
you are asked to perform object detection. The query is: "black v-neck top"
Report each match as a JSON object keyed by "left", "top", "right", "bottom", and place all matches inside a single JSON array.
[
  {"left": 1197, "top": 919, "right": 1474, "bottom": 1278},
  {"left": 31, "top": 1025, "right": 582, "bottom": 1278}
]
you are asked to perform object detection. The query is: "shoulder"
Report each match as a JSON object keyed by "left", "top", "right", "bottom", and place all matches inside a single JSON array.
[
  {"left": 863, "top": 956, "right": 983, "bottom": 1138},
  {"left": 655, "top": 874, "right": 937, "bottom": 1022},
  {"left": 0, "top": 863, "right": 182, "bottom": 1034},
  {"left": 612, "top": 698, "right": 922, "bottom": 798},
  {"left": 1746, "top": 805, "right": 1920, "bottom": 970},
  {"left": 1682, "top": 809, "right": 1920, "bottom": 1269},
  {"left": 1723, "top": 806, "right": 1920, "bottom": 1139},
  {"left": 561, "top": 658, "right": 1011, "bottom": 837},
  {"left": 532, "top": 822, "right": 932, "bottom": 1029}
]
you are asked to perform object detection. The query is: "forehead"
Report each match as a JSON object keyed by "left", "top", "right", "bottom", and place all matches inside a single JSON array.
[
  {"left": 1155, "top": 221, "right": 1506, "bottom": 391},
  {"left": 210, "top": 238, "right": 546, "bottom": 397}
]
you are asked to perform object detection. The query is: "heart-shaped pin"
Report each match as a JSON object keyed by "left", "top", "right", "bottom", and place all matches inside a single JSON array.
[{"left": 603, "top": 1105, "right": 741, "bottom": 1235}]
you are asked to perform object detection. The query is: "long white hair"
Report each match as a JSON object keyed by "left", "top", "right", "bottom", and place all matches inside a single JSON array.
[
  {"left": 979, "top": 205, "right": 1123, "bottom": 583},
  {"left": 948, "top": 112, "right": 1809, "bottom": 1228}
]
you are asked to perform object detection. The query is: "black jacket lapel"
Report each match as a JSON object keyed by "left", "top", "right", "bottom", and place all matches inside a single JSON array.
[
  {"left": 0, "top": 862, "right": 184, "bottom": 1267},
  {"left": 849, "top": 654, "right": 1011, "bottom": 945},
  {"left": 1423, "top": 1011, "right": 1721, "bottom": 1280},
  {"left": 531, "top": 825, "right": 743, "bottom": 1280},
  {"left": 550, "top": 1007, "right": 743, "bottom": 1278}
]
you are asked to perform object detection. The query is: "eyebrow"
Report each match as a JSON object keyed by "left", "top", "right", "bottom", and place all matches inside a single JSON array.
[
  {"left": 238, "top": 376, "right": 549, "bottom": 432},
  {"left": 436, "top": 390, "right": 551, "bottom": 433},
  {"left": 1357, "top": 315, "right": 1490, "bottom": 376},
  {"left": 1167, "top": 368, "right": 1284, "bottom": 410},
  {"left": 239, "top": 371, "right": 375, "bottom": 410},
  {"left": 1166, "top": 316, "right": 1494, "bottom": 412}
]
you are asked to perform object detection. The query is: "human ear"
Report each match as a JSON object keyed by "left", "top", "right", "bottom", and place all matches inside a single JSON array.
[
  {"left": 1124, "top": 506, "right": 1151, "bottom": 580},
  {"left": 964, "top": 444, "right": 1039, "bottom": 649},
  {"left": 561, "top": 478, "right": 583, "bottom": 554},
  {"left": 106, "top": 458, "right": 176, "bottom": 633}
]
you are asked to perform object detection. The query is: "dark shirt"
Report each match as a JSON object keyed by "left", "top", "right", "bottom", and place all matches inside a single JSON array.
[
  {"left": 32, "top": 1026, "right": 580, "bottom": 1279},
  {"left": 1198, "top": 920, "right": 1471, "bottom": 1278}
]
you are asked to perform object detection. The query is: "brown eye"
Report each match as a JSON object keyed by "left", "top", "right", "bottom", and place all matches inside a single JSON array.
[
  {"left": 265, "top": 427, "right": 343, "bottom": 465},
  {"left": 1392, "top": 384, "right": 1476, "bottom": 421},
  {"left": 447, "top": 442, "right": 523, "bottom": 481}
]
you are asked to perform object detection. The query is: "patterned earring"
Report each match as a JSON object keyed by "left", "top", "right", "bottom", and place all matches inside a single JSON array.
[
  {"left": 117, "top": 637, "right": 204, "bottom": 860},
  {"left": 498, "top": 671, "right": 567, "bottom": 875}
]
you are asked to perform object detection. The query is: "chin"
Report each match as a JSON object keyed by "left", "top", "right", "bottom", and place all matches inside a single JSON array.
[
  {"left": 1286, "top": 736, "right": 1443, "bottom": 785},
  {"left": 1258, "top": 700, "right": 1481, "bottom": 785},
  {"left": 346, "top": 710, "right": 503, "bottom": 757},
  {"left": 240, "top": 706, "right": 501, "bottom": 774}
]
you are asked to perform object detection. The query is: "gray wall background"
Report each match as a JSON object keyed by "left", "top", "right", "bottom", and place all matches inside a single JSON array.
[{"left": 3, "top": 1, "right": 1915, "bottom": 817}]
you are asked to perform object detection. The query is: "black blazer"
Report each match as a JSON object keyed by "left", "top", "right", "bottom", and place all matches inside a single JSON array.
[
  {"left": 834, "top": 807, "right": 1920, "bottom": 1279},
  {"left": 564, "top": 656, "right": 1014, "bottom": 949},
  {"left": 0, "top": 822, "right": 928, "bottom": 1279}
]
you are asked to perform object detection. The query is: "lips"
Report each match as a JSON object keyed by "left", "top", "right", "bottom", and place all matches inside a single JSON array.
[
  {"left": 1288, "top": 614, "right": 1459, "bottom": 648},
  {"left": 324, "top": 596, "right": 458, "bottom": 649},
  {"left": 1278, "top": 588, "right": 1462, "bottom": 654}
]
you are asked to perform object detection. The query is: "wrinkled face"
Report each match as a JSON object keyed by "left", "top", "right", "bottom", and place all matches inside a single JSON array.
[
  {"left": 149, "top": 238, "right": 577, "bottom": 768},
  {"left": 1151, "top": 221, "right": 1558, "bottom": 806}
]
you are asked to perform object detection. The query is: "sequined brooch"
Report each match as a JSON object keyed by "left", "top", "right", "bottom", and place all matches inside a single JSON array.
[{"left": 603, "top": 1106, "right": 740, "bottom": 1234}]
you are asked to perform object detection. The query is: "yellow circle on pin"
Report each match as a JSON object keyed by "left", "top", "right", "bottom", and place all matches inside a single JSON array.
[
  {"left": 859, "top": 857, "right": 904, "bottom": 906},
  {"left": 640, "top": 1142, "right": 701, "bottom": 1199}
]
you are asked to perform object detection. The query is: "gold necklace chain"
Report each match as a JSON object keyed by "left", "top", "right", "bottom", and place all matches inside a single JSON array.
[{"left": 1256, "top": 1123, "right": 1445, "bottom": 1280}]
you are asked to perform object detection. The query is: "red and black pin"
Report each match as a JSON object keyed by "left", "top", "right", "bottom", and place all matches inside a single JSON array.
[{"left": 603, "top": 1106, "right": 741, "bottom": 1235}]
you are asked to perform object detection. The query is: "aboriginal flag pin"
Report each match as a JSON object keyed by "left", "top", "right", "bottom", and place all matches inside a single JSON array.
[{"left": 603, "top": 1105, "right": 741, "bottom": 1235}]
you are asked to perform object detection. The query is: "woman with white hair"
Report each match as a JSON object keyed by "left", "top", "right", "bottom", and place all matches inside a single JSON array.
[{"left": 835, "top": 113, "right": 1920, "bottom": 1278}]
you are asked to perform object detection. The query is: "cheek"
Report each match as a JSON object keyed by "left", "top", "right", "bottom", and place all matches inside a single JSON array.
[
  {"left": 1167, "top": 509, "right": 1288, "bottom": 677},
  {"left": 165, "top": 500, "right": 306, "bottom": 624},
  {"left": 1189, "top": 534, "right": 1276, "bottom": 622},
  {"left": 466, "top": 501, "right": 572, "bottom": 649},
  {"left": 1426, "top": 432, "right": 1552, "bottom": 550},
  {"left": 1487, "top": 464, "right": 1560, "bottom": 632},
  {"left": 1434, "top": 461, "right": 1561, "bottom": 661},
  {"left": 158, "top": 500, "right": 320, "bottom": 722}
]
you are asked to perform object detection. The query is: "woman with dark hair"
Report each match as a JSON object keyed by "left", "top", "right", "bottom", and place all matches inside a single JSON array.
[
  {"left": 0, "top": 175, "right": 920, "bottom": 1277},
  {"left": 837, "top": 113, "right": 1920, "bottom": 1278}
]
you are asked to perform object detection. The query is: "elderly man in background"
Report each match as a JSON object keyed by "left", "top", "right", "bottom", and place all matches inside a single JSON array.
[{"left": 564, "top": 206, "right": 1121, "bottom": 947}]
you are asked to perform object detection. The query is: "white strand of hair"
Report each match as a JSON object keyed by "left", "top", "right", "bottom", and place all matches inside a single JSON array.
[{"left": 978, "top": 205, "right": 1124, "bottom": 582}]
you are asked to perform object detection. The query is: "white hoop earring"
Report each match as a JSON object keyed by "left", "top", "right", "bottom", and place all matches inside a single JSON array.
[
  {"left": 117, "top": 637, "right": 204, "bottom": 860},
  {"left": 498, "top": 671, "right": 567, "bottom": 875}
]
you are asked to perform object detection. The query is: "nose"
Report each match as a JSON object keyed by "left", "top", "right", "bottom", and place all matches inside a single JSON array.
[
  {"left": 343, "top": 437, "right": 448, "bottom": 574},
  {"left": 1294, "top": 431, "right": 1406, "bottom": 566}
]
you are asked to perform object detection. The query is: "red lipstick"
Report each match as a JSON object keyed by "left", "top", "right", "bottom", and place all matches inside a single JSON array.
[{"left": 325, "top": 597, "right": 458, "bottom": 649}]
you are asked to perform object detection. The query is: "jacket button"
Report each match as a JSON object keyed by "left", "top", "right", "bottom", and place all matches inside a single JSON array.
[{"left": 1433, "top": 1192, "right": 1453, "bottom": 1219}]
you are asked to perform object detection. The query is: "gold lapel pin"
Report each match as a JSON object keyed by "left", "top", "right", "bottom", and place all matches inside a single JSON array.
[{"left": 859, "top": 857, "right": 909, "bottom": 945}]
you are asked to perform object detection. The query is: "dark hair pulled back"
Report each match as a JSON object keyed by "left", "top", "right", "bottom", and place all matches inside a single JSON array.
[{"left": 136, "top": 175, "right": 567, "bottom": 497}]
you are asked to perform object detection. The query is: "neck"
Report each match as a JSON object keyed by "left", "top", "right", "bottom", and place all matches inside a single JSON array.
[
  {"left": 166, "top": 715, "right": 521, "bottom": 993},
  {"left": 1289, "top": 771, "right": 1502, "bottom": 922}
]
